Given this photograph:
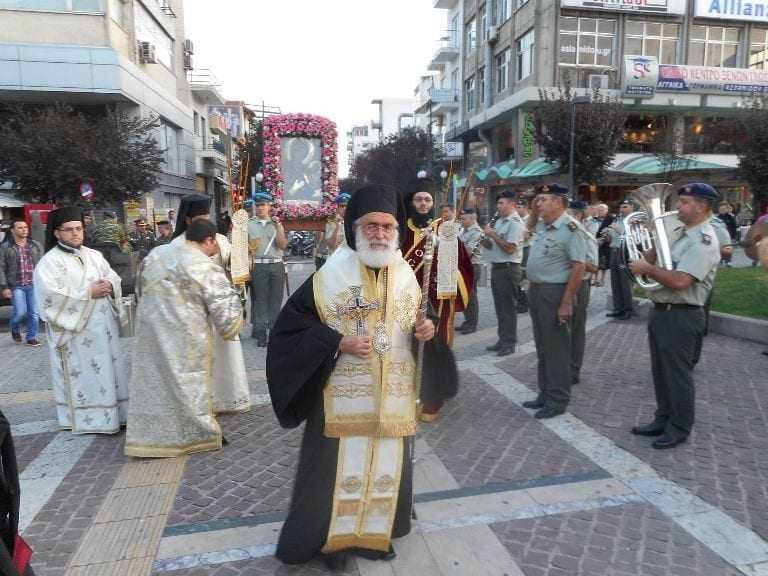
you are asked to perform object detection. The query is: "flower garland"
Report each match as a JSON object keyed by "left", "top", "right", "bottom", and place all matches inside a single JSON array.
[{"left": 262, "top": 113, "right": 338, "bottom": 220}]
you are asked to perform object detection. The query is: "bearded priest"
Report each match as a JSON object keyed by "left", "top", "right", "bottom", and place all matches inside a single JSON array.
[
  {"left": 402, "top": 174, "right": 473, "bottom": 422},
  {"left": 267, "top": 185, "right": 457, "bottom": 569}
]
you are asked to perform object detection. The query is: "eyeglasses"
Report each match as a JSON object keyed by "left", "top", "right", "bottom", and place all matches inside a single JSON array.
[
  {"left": 58, "top": 226, "right": 83, "bottom": 233},
  {"left": 362, "top": 223, "right": 397, "bottom": 235}
]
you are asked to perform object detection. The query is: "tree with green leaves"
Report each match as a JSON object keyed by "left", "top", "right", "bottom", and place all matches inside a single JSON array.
[
  {"left": 736, "top": 96, "right": 768, "bottom": 211},
  {"left": 350, "top": 127, "right": 443, "bottom": 194},
  {"left": 0, "top": 103, "right": 163, "bottom": 205},
  {"left": 532, "top": 86, "right": 628, "bottom": 189}
]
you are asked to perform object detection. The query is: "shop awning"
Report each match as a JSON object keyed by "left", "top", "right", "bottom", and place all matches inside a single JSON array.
[
  {"left": 0, "top": 193, "right": 24, "bottom": 208},
  {"left": 511, "top": 158, "right": 560, "bottom": 178},
  {"left": 608, "top": 154, "right": 737, "bottom": 175}
]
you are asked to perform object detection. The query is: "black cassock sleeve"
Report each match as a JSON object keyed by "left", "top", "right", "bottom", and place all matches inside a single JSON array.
[
  {"left": 417, "top": 304, "right": 460, "bottom": 405},
  {"left": 266, "top": 276, "right": 343, "bottom": 429}
]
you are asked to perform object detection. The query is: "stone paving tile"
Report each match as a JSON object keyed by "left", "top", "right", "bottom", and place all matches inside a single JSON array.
[
  {"left": 24, "top": 433, "right": 127, "bottom": 576},
  {"left": 499, "top": 318, "right": 768, "bottom": 543},
  {"left": 166, "top": 406, "right": 300, "bottom": 527},
  {"left": 152, "top": 555, "right": 358, "bottom": 575},
  {"left": 14, "top": 431, "right": 57, "bottom": 474},
  {"left": 421, "top": 371, "right": 603, "bottom": 488},
  {"left": 491, "top": 502, "right": 743, "bottom": 576}
]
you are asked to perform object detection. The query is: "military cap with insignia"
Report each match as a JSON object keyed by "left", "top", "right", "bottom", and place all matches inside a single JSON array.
[
  {"left": 252, "top": 191, "right": 273, "bottom": 204},
  {"left": 496, "top": 189, "right": 515, "bottom": 200},
  {"left": 335, "top": 192, "right": 352, "bottom": 204},
  {"left": 678, "top": 182, "right": 719, "bottom": 203},
  {"left": 537, "top": 183, "right": 569, "bottom": 197},
  {"left": 569, "top": 200, "right": 587, "bottom": 210}
]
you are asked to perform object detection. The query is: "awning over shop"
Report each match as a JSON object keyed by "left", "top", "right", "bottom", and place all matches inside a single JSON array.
[
  {"left": 608, "top": 155, "right": 737, "bottom": 175},
  {"left": 512, "top": 158, "right": 560, "bottom": 178},
  {"left": 0, "top": 193, "right": 24, "bottom": 208}
]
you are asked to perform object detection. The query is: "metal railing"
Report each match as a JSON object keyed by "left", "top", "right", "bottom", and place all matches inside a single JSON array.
[{"left": 429, "top": 88, "right": 459, "bottom": 104}]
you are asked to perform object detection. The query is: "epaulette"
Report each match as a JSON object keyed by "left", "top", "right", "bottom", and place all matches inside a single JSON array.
[{"left": 567, "top": 221, "right": 578, "bottom": 232}]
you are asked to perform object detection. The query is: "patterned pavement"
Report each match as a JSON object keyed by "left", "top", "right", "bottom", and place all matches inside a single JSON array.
[{"left": 3, "top": 261, "right": 768, "bottom": 575}]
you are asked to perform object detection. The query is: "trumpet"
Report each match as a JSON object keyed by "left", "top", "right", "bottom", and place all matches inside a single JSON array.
[{"left": 469, "top": 211, "right": 500, "bottom": 258}]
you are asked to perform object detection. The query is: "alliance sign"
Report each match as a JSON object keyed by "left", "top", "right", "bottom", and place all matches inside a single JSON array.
[
  {"left": 695, "top": 0, "right": 768, "bottom": 22},
  {"left": 562, "top": 0, "right": 685, "bottom": 13},
  {"left": 623, "top": 55, "right": 768, "bottom": 97}
]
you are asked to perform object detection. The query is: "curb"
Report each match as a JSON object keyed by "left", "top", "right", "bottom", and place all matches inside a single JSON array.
[{"left": 605, "top": 295, "right": 768, "bottom": 345}]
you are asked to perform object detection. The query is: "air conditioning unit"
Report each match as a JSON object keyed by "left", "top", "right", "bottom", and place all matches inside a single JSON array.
[
  {"left": 588, "top": 74, "right": 609, "bottom": 90},
  {"left": 184, "top": 39, "right": 194, "bottom": 55},
  {"left": 487, "top": 25, "right": 499, "bottom": 43},
  {"left": 138, "top": 41, "right": 157, "bottom": 64},
  {"left": 183, "top": 52, "right": 193, "bottom": 71}
]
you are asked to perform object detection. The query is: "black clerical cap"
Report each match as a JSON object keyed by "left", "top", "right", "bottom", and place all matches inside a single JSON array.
[
  {"left": 173, "top": 194, "right": 211, "bottom": 238},
  {"left": 404, "top": 174, "right": 438, "bottom": 222},
  {"left": 344, "top": 184, "right": 404, "bottom": 251},
  {"left": 45, "top": 206, "right": 83, "bottom": 251}
]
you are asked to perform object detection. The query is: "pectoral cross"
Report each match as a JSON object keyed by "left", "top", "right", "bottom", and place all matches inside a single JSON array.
[{"left": 338, "top": 286, "right": 379, "bottom": 336}]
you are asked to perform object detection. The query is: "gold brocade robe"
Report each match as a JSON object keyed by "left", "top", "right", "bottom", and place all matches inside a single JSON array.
[
  {"left": 313, "top": 245, "right": 421, "bottom": 553},
  {"left": 125, "top": 243, "right": 243, "bottom": 458}
]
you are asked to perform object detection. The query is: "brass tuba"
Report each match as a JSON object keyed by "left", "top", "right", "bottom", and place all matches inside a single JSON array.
[{"left": 622, "top": 183, "right": 678, "bottom": 290}]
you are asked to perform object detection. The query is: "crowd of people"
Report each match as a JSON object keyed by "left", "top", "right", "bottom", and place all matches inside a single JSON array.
[{"left": 1, "top": 180, "right": 768, "bottom": 572}]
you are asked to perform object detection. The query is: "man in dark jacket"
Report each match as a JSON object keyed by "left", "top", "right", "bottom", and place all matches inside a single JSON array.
[{"left": 0, "top": 220, "right": 43, "bottom": 346}]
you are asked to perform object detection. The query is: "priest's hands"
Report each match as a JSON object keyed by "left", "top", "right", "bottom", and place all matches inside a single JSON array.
[
  {"left": 90, "top": 279, "right": 113, "bottom": 299},
  {"left": 339, "top": 335, "right": 373, "bottom": 359},
  {"left": 414, "top": 318, "right": 435, "bottom": 342}
]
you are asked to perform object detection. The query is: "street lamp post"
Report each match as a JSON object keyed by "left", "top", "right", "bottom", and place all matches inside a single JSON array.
[{"left": 568, "top": 95, "right": 591, "bottom": 201}]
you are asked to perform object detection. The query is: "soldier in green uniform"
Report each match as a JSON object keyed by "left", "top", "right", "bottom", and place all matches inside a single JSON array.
[
  {"left": 91, "top": 210, "right": 128, "bottom": 252},
  {"left": 605, "top": 199, "right": 635, "bottom": 320},
  {"left": 522, "top": 184, "right": 588, "bottom": 419},
  {"left": 629, "top": 183, "right": 721, "bottom": 449},
  {"left": 248, "top": 191, "right": 288, "bottom": 347},
  {"left": 692, "top": 214, "right": 732, "bottom": 364},
  {"left": 155, "top": 220, "right": 173, "bottom": 246},
  {"left": 567, "top": 200, "right": 599, "bottom": 385},
  {"left": 129, "top": 217, "right": 155, "bottom": 261}
]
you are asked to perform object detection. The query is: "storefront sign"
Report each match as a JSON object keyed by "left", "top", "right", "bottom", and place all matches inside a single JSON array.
[
  {"left": 521, "top": 112, "right": 537, "bottom": 159},
  {"left": 562, "top": 0, "right": 685, "bottom": 14},
  {"left": 622, "top": 56, "right": 659, "bottom": 98},
  {"left": 694, "top": 0, "right": 768, "bottom": 22},
  {"left": 622, "top": 56, "right": 768, "bottom": 96}
]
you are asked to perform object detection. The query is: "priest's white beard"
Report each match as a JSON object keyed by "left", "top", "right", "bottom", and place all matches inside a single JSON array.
[{"left": 355, "top": 226, "right": 399, "bottom": 269}]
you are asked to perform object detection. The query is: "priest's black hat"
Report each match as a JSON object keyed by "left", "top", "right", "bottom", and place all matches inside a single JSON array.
[
  {"left": 173, "top": 194, "right": 211, "bottom": 238},
  {"left": 343, "top": 184, "right": 405, "bottom": 251},
  {"left": 45, "top": 206, "right": 84, "bottom": 251},
  {"left": 404, "top": 173, "right": 438, "bottom": 224}
]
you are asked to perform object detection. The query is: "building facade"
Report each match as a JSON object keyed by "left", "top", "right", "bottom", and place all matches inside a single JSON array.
[
  {"left": 346, "top": 122, "right": 381, "bottom": 171},
  {"left": 428, "top": 0, "right": 762, "bottom": 207}
]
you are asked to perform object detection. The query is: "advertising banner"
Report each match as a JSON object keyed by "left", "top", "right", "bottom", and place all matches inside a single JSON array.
[
  {"left": 694, "top": 0, "right": 768, "bottom": 23},
  {"left": 623, "top": 55, "right": 659, "bottom": 98},
  {"left": 562, "top": 0, "right": 685, "bottom": 14}
]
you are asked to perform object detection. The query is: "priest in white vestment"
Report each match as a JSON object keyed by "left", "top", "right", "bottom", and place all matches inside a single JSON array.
[
  {"left": 125, "top": 219, "right": 244, "bottom": 458},
  {"left": 34, "top": 207, "right": 129, "bottom": 434},
  {"left": 169, "top": 194, "right": 250, "bottom": 414}
]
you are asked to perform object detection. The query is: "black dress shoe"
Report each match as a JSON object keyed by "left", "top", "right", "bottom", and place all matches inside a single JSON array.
[
  {"left": 355, "top": 545, "right": 396, "bottom": 561},
  {"left": 486, "top": 342, "right": 502, "bottom": 351},
  {"left": 320, "top": 551, "right": 350, "bottom": 570},
  {"left": 606, "top": 311, "right": 622, "bottom": 318},
  {"left": 497, "top": 346, "right": 515, "bottom": 357},
  {"left": 631, "top": 422, "right": 666, "bottom": 436},
  {"left": 522, "top": 399, "right": 545, "bottom": 409},
  {"left": 534, "top": 406, "right": 565, "bottom": 419},
  {"left": 652, "top": 434, "right": 687, "bottom": 450}
]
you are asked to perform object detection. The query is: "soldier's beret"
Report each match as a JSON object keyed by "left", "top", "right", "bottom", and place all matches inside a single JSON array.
[
  {"left": 537, "top": 183, "right": 569, "bottom": 197},
  {"left": 678, "top": 183, "right": 719, "bottom": 202},
  {"left": 569, "top": 200, "right": 587, "bottom": 210},
  {"left": 496, "top": 189, "right": 515, "bottom": 200},
  {"left": 252, "top": 191, "right": 273, "bottom": 204},
  {"left": 335, "top": 192, "right": 352, "bottom": 204}
]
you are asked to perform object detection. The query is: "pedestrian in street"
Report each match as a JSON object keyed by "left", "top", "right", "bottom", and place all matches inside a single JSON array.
[
  {"left": 155, "top": 220, "right": 173, "bottom": 245},
  {"left": 594, "top": 204, "right": 611, "bottom": 287},
  {"left": 629, "top": 183, "right": 721, "bottom": 449},
  {"left": 91, "top": 210, "right": 129, "bottom": 252},
  {"left": 35, "top": 207, "right": 129, "bottom": 434},
  {"left": 716, "top": 202, "right": 738, "bottom": 248},
  {"left": 567, "top": 201, "right": 599, "bottom": 385},
  {"left": 457, "top": 208, "right": 483, "bottom": 334},
  {"left": 522, "top": 184, "right": 587, "bottom": 419},
  {"left": 0, "top": 220, "right": 43, "bottom": 346},
  {"left": 125, "top": 219, "right": 243, "bottom": 458},
  {"left": 129, "top": 217, "right": 155, "bottom": 261},
  {"left": 481, "top": 190, "right": 524, "bottom": 356},
  {"left": 248, "top": 191, "right": 288, "bottom": 347},
  {"left": 606, "top": 199, "right": 635, "bottom": 320},
  {"left": 266, "top": 184, "right": 450, "bottom": 569}
]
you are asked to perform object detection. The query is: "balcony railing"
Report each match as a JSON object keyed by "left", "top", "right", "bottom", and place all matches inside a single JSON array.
[{"left": 429, "top": 88, "right": 459, "bottom": 104}]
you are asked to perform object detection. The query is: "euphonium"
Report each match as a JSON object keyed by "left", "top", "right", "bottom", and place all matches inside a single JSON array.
[{"left": 622, "top": 182, "right": 678, "bottom": 290}]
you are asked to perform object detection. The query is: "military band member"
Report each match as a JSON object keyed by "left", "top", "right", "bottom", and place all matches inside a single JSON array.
[
  {"left": 522, "top": 184, "right": 587, "bottom": 419},
  {"left": 629, "top": 183, "right": 721, "bottom": 449},
  {"left": 567, "top": 200, "right": 599, "bottom": 385},
  {"left": 482, "top": 190, "right": 524, "bottom": 356},
  {"left": 129, "top": 217, "right": 155, "bottom": 261},
  {"left": 606, "top": 199, "right": 635, "bottom": 320},
  {"left": 457, "top": 208, "right": 483, "bottom": 334},
  {"left": 248, "top": 191, "right": 289, "bottom": 347}
]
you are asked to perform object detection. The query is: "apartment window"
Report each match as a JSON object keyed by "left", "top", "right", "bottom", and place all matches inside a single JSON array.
[
  {"left": 478, "top": 67, "right": 486, "bottom": 106},
  {"left": 688, "top": 25, "right": 740, "bottom": 67},
  {"left": 559, "top": 16, "right": 616, "bottom": 67},
  {"left": 200, "top": 117, "right": 207, "bottom": 147},
  {"left": 451, "top": 69, "right": 459, "bottom": 89},
  {"left": 466, "top": 17, "right": 477, "bottom": 54},
  {"left": 134, "top": 1, "right": 174, "bottom": 68},
  {"left": 0, "top": 0, "right": 102, "bottom": 10},
  {"left": 518, "top": 0, "right": 529, "bottom": 9},
  {"left": 750, "top": 28, "right": 768, "bottom": 69},
  {"left": 496, "top": 47, "right": 511, "bottom": 93},
  {"left": 193, "top": 111, "right": 200, "bottom": 136},
  {"left": 517, "top": 29, "right": 535, "bottom": 80},
  {"left": 465, "top": 76, "right": 476, "bottom": 112},
  {"left": 625, "top": 21, "right": 679, "bottom": 64},
  {"left": 499, "top": 0, "right": 510, "bottom": 21},
  {"left": 480, "top": 4, "right": 488, "bottom": 41},
  {"left": 159, "top": 120, "right": 180, "bottom": 175},
  {"left": 451, "top": 14, "right": 460, "bottom": 47}
]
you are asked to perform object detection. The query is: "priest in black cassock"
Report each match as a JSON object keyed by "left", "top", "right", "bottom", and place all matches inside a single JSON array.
[{"left": 267, "top": 184, "right": 459, "bottom": 568}]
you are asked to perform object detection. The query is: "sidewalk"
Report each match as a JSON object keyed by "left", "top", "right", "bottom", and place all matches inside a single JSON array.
[{"left": 4, "top": 267, "right": 768, "bottom": 575}]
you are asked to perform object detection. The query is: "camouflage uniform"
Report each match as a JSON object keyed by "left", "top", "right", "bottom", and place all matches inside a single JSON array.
[
  {"left": 92, "top": 220, "right": 128, "bottom": 252},
  {"left": 129, "top": 230, "right": 155, "bottom": 260}
]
